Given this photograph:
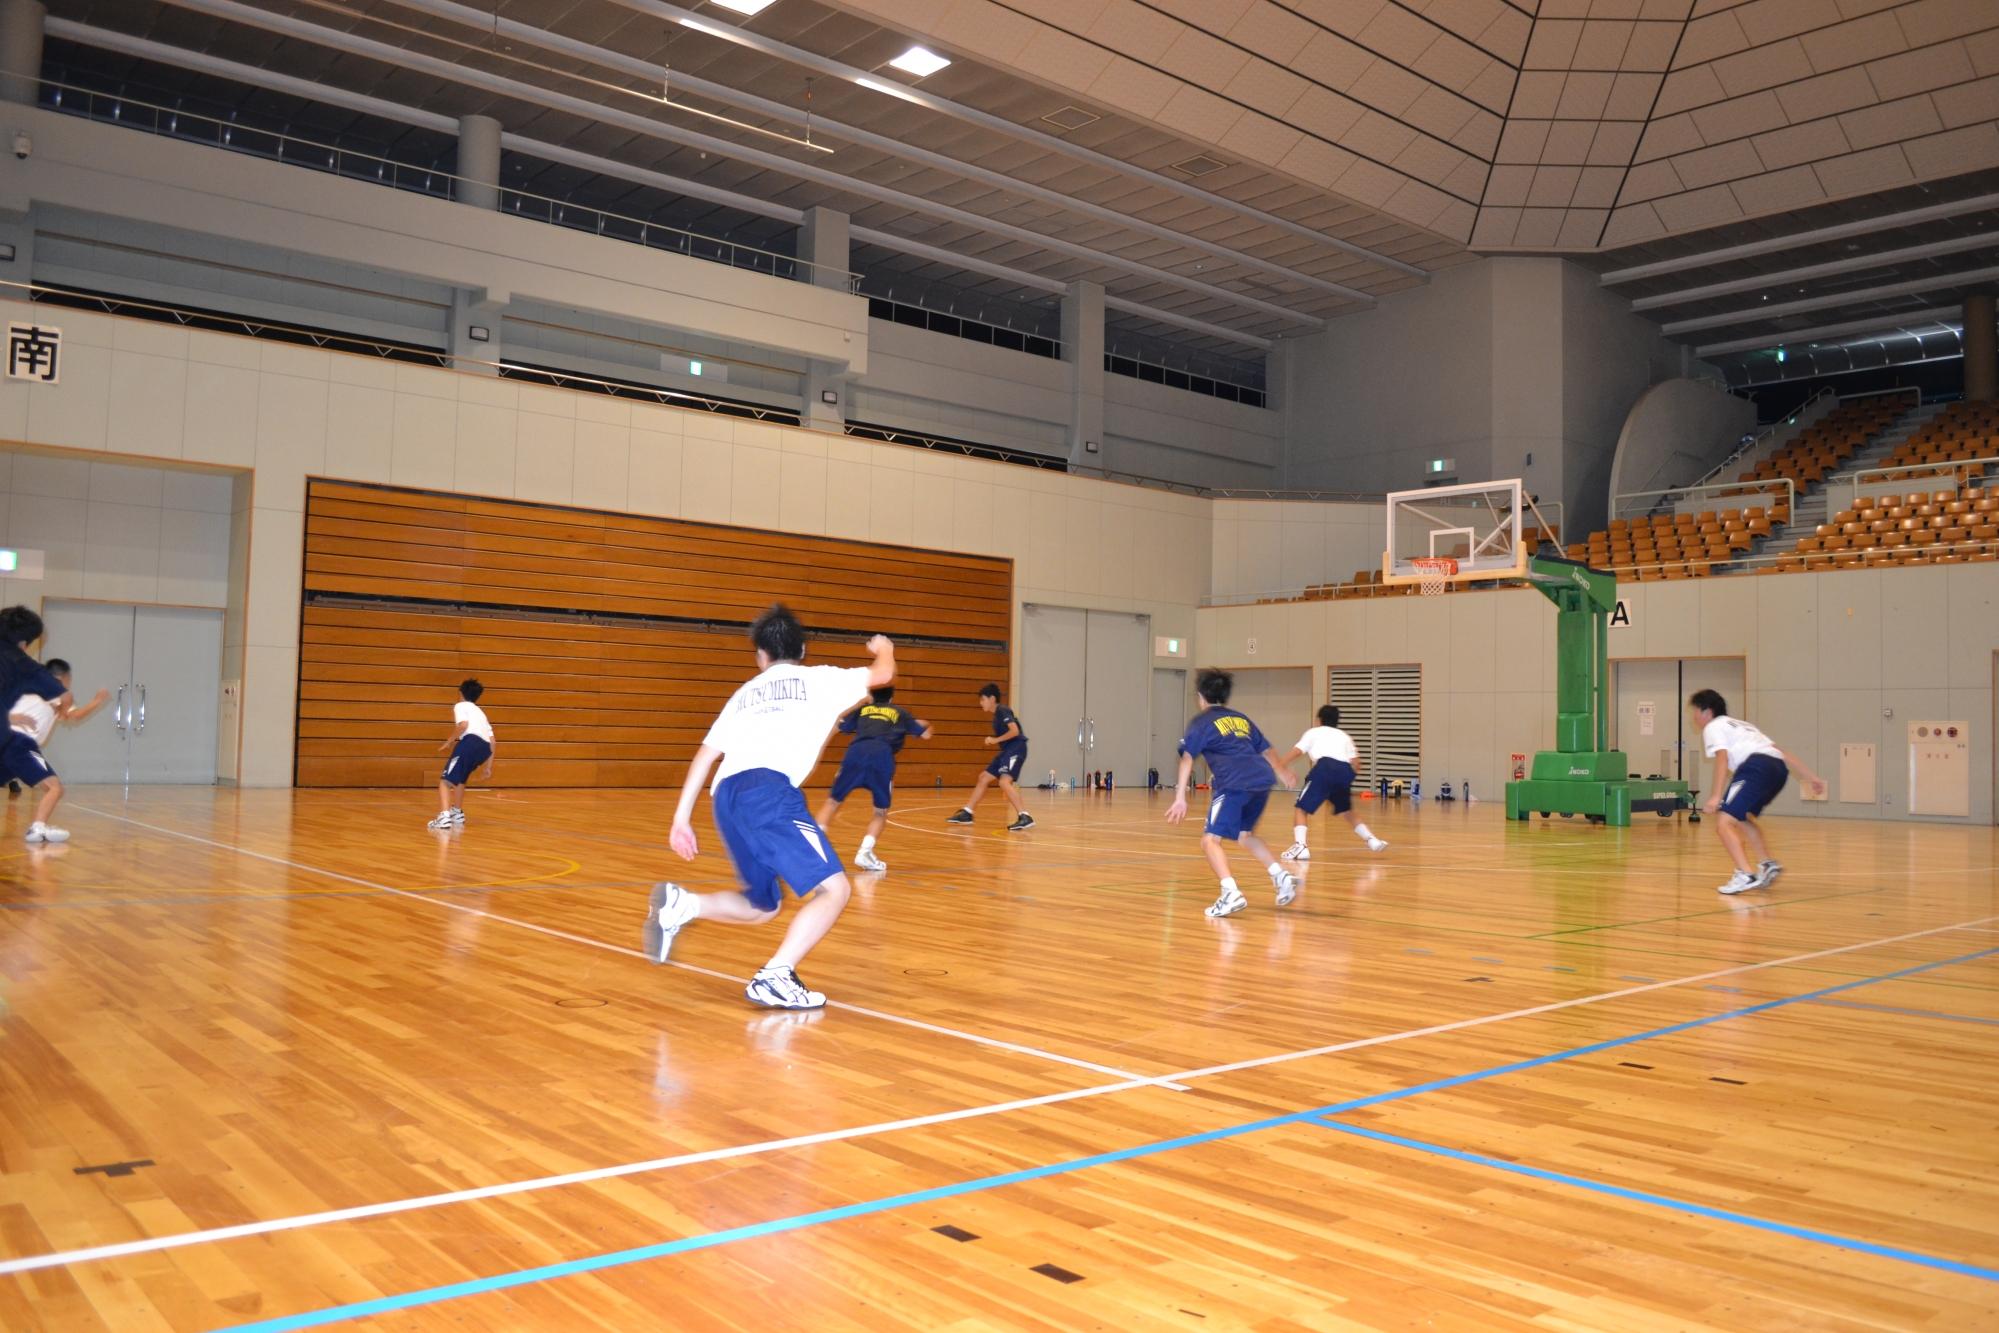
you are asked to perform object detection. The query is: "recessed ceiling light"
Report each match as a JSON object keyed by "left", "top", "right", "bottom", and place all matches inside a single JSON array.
[
  {"left": 889, "top": 45, "right": 951, "bottom": 78},
  {"left": 710, "top": 0, "right": 778, "bottom": 14}
]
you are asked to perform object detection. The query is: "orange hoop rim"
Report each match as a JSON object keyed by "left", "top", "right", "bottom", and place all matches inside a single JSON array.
[{"left": 1410, "top": 557, "right": 1460, "bottom": 573}]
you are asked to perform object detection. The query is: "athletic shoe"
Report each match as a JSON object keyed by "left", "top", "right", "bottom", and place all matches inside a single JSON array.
[
  {"left": 425, "top": 812, "right": 455, "bottom": 831},
  {"left": 1273, "top": 871, "right": 1298, "bottom": 908},
  {"left": 643, "top": 882, "right": 700, "bottom": 963},
  {"left": 945, "top": 809, "right": 974, "bottom": 825},
  {"left": 745, "top": 965, "right": 827, "bottom": 1010},
  {"left": 1367, "top": 838, "right": 1389, "bottom": 852},
  {"left": 448, "top": 808, "right": 466, "bottom": 826},
  {"left": 1007, "top": 813, "right": 1036, "bottom": 832},
  {"left": 1281, "top": 841, "right": 1310, "bottom": 861},
  {"left": 855, "top": 849, "right": 888, "bottom": 872},
  {"left": 1758, "top": 859, "right": 1782, "bottom": 887},
  {"left": 24, "top": 823, "right": 67, "bottom": 844},
  {"left": 1716, "top": 870, "right": 1762, "bottom": 895},
  {"left": 1204, "top": 887, "right": 1248, "bottom": 918}
]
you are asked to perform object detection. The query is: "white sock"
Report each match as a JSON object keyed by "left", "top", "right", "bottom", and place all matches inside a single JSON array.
[
  {"left": 1219, "top": 876, "right": 1239, "bottom": 896},
  {"left": 1267, "top": 861, "right": 1287, "bottom": 880},
  {"left": 1353, "top": 823, "right": 1374, "bottom": 841},
  {"left": 859, "top": 835, "right": 876, "bottom": 854},
  {"left": 1293, "top": 823, "right": 1308, "bottom": 843}
]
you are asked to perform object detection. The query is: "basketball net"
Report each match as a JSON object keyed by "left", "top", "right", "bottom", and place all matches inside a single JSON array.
[{"left": 1412, "top": 556, "right": 1457, "bottom": 596}]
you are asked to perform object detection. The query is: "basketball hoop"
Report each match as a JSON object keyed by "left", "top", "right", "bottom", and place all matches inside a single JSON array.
[{"left": 1412, "top": 556, "right": 1458, "bottom": 596}]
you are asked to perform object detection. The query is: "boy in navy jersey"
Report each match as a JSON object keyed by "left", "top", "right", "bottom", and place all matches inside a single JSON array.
[
  {"left": 815, "top": 685, "right": 932, "bottom": 872},
  {"left": 946, "top": 682, "right": 1034, "bottom": 831},
  {"left": 647, "top": 606, "right": 895, "bottom": 1010},
  {"left": 1166, "top": 669, "right": 1298, "bottom": 918}
]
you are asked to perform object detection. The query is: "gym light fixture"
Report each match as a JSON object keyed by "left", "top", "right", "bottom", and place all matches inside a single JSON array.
[
  {"left": 711, "top": 0, "right": 778, "bottom": 13},
  {"left": 889, "top": 46, "right": 951, "bottom": 78}
]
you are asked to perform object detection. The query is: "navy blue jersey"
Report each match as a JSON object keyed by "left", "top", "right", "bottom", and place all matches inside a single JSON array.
[
  {"left": 1179, "top": 708, "right": 1273, "bottom": 793},
  {"left": 992, "top": 704, "right": 1026, "bottom": 744},
  {"left": 0, "top": 653, "right": 62, "bottom": 716},
  {"left": 840, "top": 702, "right": 925, "bottom": 753}
]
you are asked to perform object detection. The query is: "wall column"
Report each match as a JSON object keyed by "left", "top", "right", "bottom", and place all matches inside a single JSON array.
[
  {"left": 1063, "top": 279, "right": 1105, "bottom": 473},
  {"left": 455, "top": 114, "right": 501, "bottom": 210},
  {"left": 1965, "top": 292, "right": 1996, "bottom": 403},
  {"left": 0, "top": 0, "right": 43, "bottom": 106},
  {"left": 447, "top": 287, "right": 505, "bottom": 374},
  {"left": 798, "top": 206, "right": 849, "bottom": 291}
]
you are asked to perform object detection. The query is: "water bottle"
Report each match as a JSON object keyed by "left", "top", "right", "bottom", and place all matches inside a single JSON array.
[{"left": 1412, "top": 779, "right": 1422, "bottom": 801}]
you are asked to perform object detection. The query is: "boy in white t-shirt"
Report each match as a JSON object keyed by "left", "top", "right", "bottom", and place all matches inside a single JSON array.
[
  {"left": 6, "top": 657, "right": 110, "bottom": 845},
  {"left": 1690, "top": 689, "right": 1825, "bottom": 895},
  {"left": 646, "top": 606, "right": 895, "bottom": 1010},
  {"left": 428, "top": 679, "right": 494, "bottom": 831},
  {"left": 1276, "top": 705, "right": 1387, "bottom": 860}
]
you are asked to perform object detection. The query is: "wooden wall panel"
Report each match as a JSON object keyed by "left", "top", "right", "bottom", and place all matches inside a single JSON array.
[{"left": 297, "top": 481, "right": 1013, "bottom": 790}]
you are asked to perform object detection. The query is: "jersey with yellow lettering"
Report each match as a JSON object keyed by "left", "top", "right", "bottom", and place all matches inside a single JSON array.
[{"left": 1178, "top": 707, "right": 1274, "bottom": 793}]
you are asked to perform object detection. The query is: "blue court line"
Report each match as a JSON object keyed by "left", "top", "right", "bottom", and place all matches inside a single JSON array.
[
  {"left": 216, "top": 942, "right": 1999, "bottom": 1332},
  {"left": 1310, "top": 1119, "right": 1999, "bottom": 1282},
  {"left": 1805, "top": 998, "right": 1999, "bottom": 1027}
]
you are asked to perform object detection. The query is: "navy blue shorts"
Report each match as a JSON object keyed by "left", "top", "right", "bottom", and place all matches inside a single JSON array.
[
  {"left": 1718, "top": 753, "right": 1787, "bottom": 820},
  {"left": 1204, "top": 787, "right": 1270, "bottom": 840},
  {"left": 830, "top": 743, "right": 896, "bottom": 811},
  {"left": 986, "top": 742, "right": 1028, "bottom": 780},
  {"left": 714, "top": 768, "right": 845, "bottom": 913},
  {"left": 442, "top": 735, "right": 491, "bottom": 785},
  {"left": 0, "top": 732, "right": 53, "bottom": 788},
  {"left": 1295, "top": 758, "right": 1355, "bottom": 816}
]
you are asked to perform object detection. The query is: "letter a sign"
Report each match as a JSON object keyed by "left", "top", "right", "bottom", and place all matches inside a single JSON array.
[{"left": 1609, "top": 598, "right": 1634, "bottom": 630}]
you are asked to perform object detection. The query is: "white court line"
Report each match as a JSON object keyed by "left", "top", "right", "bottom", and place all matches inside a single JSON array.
[
  {"left": 7, "top": 858, "right": 1994, "bottom": 1279},
  {"left": 65, "top": 804, "right": 1179, "bottom": 1091}
]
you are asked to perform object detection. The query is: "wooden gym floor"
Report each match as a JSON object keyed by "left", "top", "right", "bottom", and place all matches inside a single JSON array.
[{"left": 1, "top": 785, "right": 1996, "bottom": 1331}]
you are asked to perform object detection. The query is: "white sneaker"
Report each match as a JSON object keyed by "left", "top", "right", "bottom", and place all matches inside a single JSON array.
[
  {"left": 25, "top": 823, "right": 68, "bottom": 844},
  {"left": 1717, "top": 870, "right": 1762, "bottom": 895},
  {"left": 426, "top": 812, "right": 455, "bottom": 831},
  {"left": 1205, "top": 887, "right": 1249, "bottom": 918},
  {"left": 745, "top": 965, "right": 826, "bottom": 1010},
  {"left": 1367, "top": 838, "right": 1389, "bottom": 852},
  {"left": 1281, "top": 841, "right": 1310, "bottom": 861},
  {"left": 448, "top": 807, "right": 466, "bottom": 826},
  {"left": 1758, "top": 860, "right": 1782, "bottom": 887},
  {"left": 1273, "top": 871, "right": 1298, "bottom": 908},
  {"left": 855, "top": 849, "right": 888, "bottom": 872},
  {"left": 642, "top": 882, "right": 700, "bottom": 963}
]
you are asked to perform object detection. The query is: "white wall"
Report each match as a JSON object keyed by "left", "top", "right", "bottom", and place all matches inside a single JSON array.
[
  {"left": 0, "top": 296, "right": 1210, "bottom": 787},
  {"left": 1558, "top": 261, "right": 1688, "bottom": 534},
  {"left": 1605, "top": 378, "right": 1758, "bottom": 521},
  {"left": 850, "top": 319, "right": 1071, "bottom": 456},
  {"left": 1102, "top": 373, "right": 1281, "bottom": 489},
  {"left": 1198, "top": 564, "right": 1999, "bottom": 825},
  {"left": 1210, "top": 498, "right": 1382, "bottom": 599},
  {"left": 0, "top": 446, "right": 234, "bottom": 609}
]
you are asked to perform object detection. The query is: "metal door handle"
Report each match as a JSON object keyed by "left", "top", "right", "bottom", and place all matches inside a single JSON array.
[
  {"left": 1087, "top": 719, "right": 1095, "bottom": 749},
  {"left": 114, "top": 685, "right": 127, "bottom": 733},
  {"left": 1077, "top": 719, "right": 1085, "bottom": 747},
  {"left": 136, "top": 685, "right": 146, "bottom": 735}
]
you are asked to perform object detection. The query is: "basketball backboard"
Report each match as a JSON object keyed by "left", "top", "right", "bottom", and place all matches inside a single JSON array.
[{"left": 1382, "top": 478, "right": 1532, "bottom": 587}]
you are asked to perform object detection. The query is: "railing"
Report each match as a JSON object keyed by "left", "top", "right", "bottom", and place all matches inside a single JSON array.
[
  {"left": 1844, "top": 455, "right": 1999, "bottom": 512},
  {"left": 1681, "top": 385, "right": 1835, "bottom": 497},
  {"left": 1613, "top": 478, "right": 1795, "bottom": 523},
  {"left": 36, "top": 79, "right": 863, "bottom": 293},
  {"left": 1209, "top": 488, "right": 1381, "bottom": 502}
]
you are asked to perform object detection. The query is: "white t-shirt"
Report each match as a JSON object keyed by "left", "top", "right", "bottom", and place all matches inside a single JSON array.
[
  {"left": 1703, "top": 716, "right": 1781, "bottom": 772},
  {"left": 455, "top": 700, "right": 494, "bottom": 742},
  {"left": 705, "top": 663, "right": 874, "bottom": 790},
  {"left": 1295, "top": 725, "right": 1358, "bottom": 764},
  {"left": 10, "top": 694, "right": 54, "bottom": 745}
]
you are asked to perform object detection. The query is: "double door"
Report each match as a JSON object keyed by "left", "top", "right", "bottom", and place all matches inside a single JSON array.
[
  {"left": 1019, "top": 606, "right": 1151, "bottom": 785},
  {"left": 42, "top": 601, "right": 224, "bottom": 784}
]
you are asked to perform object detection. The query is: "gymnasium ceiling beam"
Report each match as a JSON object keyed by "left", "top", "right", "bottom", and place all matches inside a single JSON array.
[
  {"left": 47, "top": 21, "right": 1277, "bottom": 355},
  {"left": 1693, "top": 306, "right": 1965, "bottom": 359},
  {"left": 131, "top": 0, "right": 1327, "bottom": 331},
  {"left": 360, "top": 0, "right": 1376, "bottom": 306},
  {"left": 608, "top": 0, "right": 1428, "bottom": 281},
  {"left": 1630, "top": 234, "right": 1999, "bottom": 313},
  {"left": 1663, "top": 265, "right": 1999, "bottom": 337}
]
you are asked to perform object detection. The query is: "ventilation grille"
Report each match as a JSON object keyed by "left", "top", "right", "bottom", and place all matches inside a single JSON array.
[
  {"left": 1328, "top": 665, "right": 1421, "bottom": 784},
  {"left": 1041, "top": 105, "right": 1102, "bottom": 132},
  {"left": 1167, "top": 153, "right": 1229, "bottom": 178}
]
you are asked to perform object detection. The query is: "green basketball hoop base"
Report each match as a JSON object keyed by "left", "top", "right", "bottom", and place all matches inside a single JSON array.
[{"left": 1505, "top": 751, "right": 1689, "bottom": 826}]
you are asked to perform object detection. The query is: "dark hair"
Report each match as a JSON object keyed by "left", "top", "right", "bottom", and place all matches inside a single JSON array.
[
  {"left": 870, "top": 685, "right": 895, "bottom": 704},
  {"left": 1689, "top": 688, "right": 1726, "bottom": 717},
  {"left": 1196, "top": 668, "right": 1233, "bottom": 706},
  {"left": 0, "top": 606, "right": 43, "bottom": 648},
  {"left": 979, "top": 683, "right": 1001, "bottom": 700},
  {"left": 46, "top": 658, "right": 71, "bottom": 677},
  {"left": 460, "top": 678, "right": 484, "bottom": 703},
  {"left": 750, "top": 604, "right": 807, "bottom": 663},
  {"left": 1317, "top": 705, "right": 1339, "bottom": 727}
]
